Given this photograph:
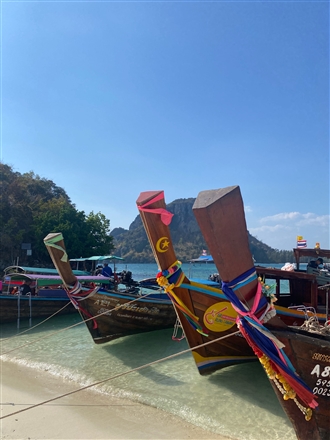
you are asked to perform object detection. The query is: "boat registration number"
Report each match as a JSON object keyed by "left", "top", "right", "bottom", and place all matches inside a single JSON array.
[{"left": 311, "top": 364, "right": 330, "bottom": 397}]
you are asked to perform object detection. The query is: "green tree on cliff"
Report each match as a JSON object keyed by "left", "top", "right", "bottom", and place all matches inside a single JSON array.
[{"left": 0, "top": 163, "right": 114, "bottom": 268}]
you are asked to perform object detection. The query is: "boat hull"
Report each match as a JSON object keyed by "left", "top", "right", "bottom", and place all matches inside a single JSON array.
[
  {"left": 271, "top": 328, "right": 330, "bottom": 440},
  {"left": 77, "top": 289, "right": 177, "bottom": 344},
  {"left": 172, "top": 283, "right": 257, "bottom": 374},
  {"left": 0, "top": 293, "right": 75, "bottom": 323}
]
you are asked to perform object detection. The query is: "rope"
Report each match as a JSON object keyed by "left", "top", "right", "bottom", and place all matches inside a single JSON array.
[
  {"left": 0, "top": 330, "right": 240, "bottom": 420},
  {"left": 0, "top": 290, "right": 167, "bottom": 356},
  {"left": 300, "top": 315, "right": 330, "bottom": 335},
  {"left": 172, "top": 318, "right": 185, "bottom": 341}
]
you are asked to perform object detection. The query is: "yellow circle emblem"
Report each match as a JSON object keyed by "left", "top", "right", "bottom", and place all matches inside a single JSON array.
[{"left": 203, "top": 301, "right": 237, "bottom": 332}]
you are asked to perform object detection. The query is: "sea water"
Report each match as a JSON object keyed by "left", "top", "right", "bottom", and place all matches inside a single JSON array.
[{"left": 0, "top": 263, "right": 297, "bottom": 440}]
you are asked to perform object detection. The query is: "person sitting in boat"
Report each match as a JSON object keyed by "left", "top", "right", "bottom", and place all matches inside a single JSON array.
[
  {"left": 101, "top": 263, "right": 113, "bottom": 278},
  {"left": 10, "top": 286, "right": 19, "bottom": 295},
  {"left": 94, "top": 264, "right": 103, "bottom": 276},
  {"left": 208, "top": 273, "right": 221, "bottom": 284},
  {"left": 308, "top": 258, "right": 324, "bottom": 269},
  {"left": 19, "top": 279, "right": 33, "bottom": 296}
]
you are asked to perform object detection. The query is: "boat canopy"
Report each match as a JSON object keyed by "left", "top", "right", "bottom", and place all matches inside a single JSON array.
[
  {"left": 4, "top": 273, "right": 113, "bottom": 286},
  {"left": 293, "top": 248, "right": 330, "bottom": 270},
  {"left": 69, "top": 255, "right": 124, "bottom": 262},
  {"left": 69, "top": 255, "right": 124, "bottom": 272},
  {"left": 3, "top": 265, "right": 90, "bottom": 276}
]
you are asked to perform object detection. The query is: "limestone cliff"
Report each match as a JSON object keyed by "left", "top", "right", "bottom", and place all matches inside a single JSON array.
[{"left": 111, "top": 198, "right": 293, "bottom": 263}]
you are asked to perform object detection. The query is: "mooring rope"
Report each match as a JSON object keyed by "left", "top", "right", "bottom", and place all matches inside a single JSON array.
[
  {"left": 300, "top": 315, "right": 330, "bottom": 335},
  {"left": 0, "top": 330, "right": 240, "bottom": 420},
  {"left": 0, "top": 289, "right": 165, "bottom": 355}
]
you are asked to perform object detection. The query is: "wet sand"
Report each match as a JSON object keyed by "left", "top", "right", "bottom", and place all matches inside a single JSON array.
[{"left": 1, "top": 361, "right": 229, "bottom": 440}]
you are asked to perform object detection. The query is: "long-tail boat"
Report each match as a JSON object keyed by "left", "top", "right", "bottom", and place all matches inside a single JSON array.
[
  {"left": 0, "top": 273, "right": 76, "bottom": 325},
  {"left": 136, "top": 189, "right": 330, "bottom": 440},
  {"left": 250, "top": 265, "right": 329, "bottom": 326},
  {"left": 43, "top": 233, "right": 177, "bottom": 344}
]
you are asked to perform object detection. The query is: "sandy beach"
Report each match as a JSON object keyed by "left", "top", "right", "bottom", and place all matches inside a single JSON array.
[{"left": 0, "top": 361, "right": 229, "bottom": 440}]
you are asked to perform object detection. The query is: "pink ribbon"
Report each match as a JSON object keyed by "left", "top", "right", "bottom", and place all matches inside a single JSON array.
[{"left": 138, "top": 191, "right": 173, "bottom": 225}]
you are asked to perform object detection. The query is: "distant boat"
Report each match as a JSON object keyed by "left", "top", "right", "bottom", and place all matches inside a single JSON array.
[
  {"left": 1, "top": 265, "right": 90, "bottom": 326},
  {"left": 3, "top": 265, "right": 90, "bottom": 277},
  {"left": 190, "top": 251, "right": 214, "bottom": 263},
  {"left": 1, "top": 270, "right": 77, "bottom": 325}
]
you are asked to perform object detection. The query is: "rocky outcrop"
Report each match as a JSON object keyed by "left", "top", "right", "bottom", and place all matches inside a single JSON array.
[{"left": 111, "top": 198, "right": 293, "bottom": 263}]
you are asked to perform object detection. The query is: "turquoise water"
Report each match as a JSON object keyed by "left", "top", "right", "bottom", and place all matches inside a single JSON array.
[{"left": 0, "top": 263, "right": 297, "bottom": 440}]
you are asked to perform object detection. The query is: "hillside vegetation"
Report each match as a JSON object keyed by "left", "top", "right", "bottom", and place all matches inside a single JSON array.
[{"left": 0, "top": 163, "right": 114, "bottom": 269}]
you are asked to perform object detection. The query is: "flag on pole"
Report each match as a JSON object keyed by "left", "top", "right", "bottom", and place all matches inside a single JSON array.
[{"left": 297, "top": 236, "right": 307, "bottom": 248}]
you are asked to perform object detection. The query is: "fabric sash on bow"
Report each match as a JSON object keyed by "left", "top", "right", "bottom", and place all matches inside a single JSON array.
[
  {"left": 222, "top": 268, "right": 318, "bottom": 409},
  {"left": 64, "top": 281, "right": 99, "bottom": 330}
]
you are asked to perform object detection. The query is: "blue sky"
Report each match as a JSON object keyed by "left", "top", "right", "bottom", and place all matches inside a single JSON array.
[{"left": 2, "top": 1, "right": 329, "bottom": 251}]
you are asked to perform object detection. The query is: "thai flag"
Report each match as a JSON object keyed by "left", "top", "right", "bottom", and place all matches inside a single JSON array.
[{"left": 297, "top": 239, "right": 307, "bottom": 248}]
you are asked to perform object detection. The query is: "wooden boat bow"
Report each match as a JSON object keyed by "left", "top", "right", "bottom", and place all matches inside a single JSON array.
[
  {"left": 193, "top": 186, "right": 285, "bottom": 328},
  {"left": 43, "top": 233, "right": 99, "bottom": 326},
  {"left": 43, "top": 233, "right": 77, "bottom": 287},
  {"left": 137, "top": 191, "right": 211, "bottom": 358},
  {"left": 137, "top": 190, "right": 256, "bottom": 373}
]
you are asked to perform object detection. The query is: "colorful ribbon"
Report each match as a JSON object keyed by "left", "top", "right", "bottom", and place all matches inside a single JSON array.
[
  {"left": 65, "top": 281, "right": 100, "bottom": 330},
  {"left": 156, "top": 261, "right": 208, "bottom": 336},
  {"left": 222, "top": 268, "right": 318, "bottom": 412},
  {"left": 44, "top": 233, "right": 68, "bottom": 262},
  {"left": 138, "top": 192, "right": 173, "bottom": 225}
]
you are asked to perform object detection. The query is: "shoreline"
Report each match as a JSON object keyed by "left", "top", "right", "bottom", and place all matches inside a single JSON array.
[{"left": 1, "top": 360, "right": 229, "bottom": 440}]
